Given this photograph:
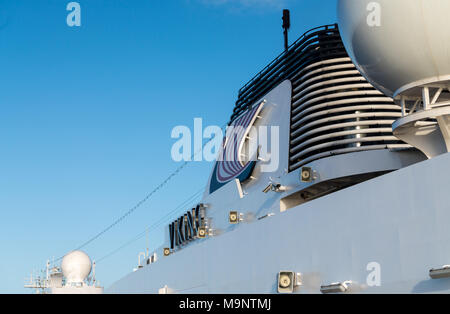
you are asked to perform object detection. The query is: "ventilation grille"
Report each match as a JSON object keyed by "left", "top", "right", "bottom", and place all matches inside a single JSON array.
[
  {"left": 231, "top": 24, "right": 409, "bottom": 173},
  {"left": 288, "top": 30, "right": 409, "bottom": 171}
]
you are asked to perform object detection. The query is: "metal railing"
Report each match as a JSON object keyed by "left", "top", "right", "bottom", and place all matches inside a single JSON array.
[
  {"left": 230, "top": 24, "right": 341, "bottom": 123},
  {"left": 230, "top": 24, "right": 408, "bottom": 172}
]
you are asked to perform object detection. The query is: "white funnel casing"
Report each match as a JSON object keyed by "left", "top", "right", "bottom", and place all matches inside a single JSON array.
[{"left": 338, "top": 0, "right": 450, "bottom": 158}]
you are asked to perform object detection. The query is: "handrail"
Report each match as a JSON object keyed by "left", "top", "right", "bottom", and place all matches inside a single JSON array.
[
  {"left": 238, "top": 24, "right": 338, "bottom": 94},
  {"left": 230, "top": 24, "right": 340, "bottom": 124}
]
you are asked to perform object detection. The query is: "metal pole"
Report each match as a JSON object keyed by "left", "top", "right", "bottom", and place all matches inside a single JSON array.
[
  {"left": 284, "top": 29, "right": 289, "bottom": 51},
  {"left": 282, "top": 10, "right": 290, "bottom": 52}
]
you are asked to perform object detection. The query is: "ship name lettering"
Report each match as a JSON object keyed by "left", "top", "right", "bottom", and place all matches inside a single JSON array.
[{"left": 169, "top": 204, "right": 206, "bottom": 249}]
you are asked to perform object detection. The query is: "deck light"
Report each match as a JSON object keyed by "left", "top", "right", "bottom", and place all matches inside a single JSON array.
[
  {"left": 320, "top": 281, "right": 352, "bottom": 294},
  {"left": 429, "top": 265, "right": 450, "bottom": 279},
  {"left": 278, "top": 271, "right": 302, "bottom": 293}
]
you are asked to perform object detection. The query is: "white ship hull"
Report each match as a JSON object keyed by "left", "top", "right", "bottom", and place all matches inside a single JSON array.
[
  {"left": 106, "top": 3, "right": 450, "bottom": 293},
  {"left": 107, "top": 152, "right": 450, "bottom": 294},
  {"left": 24, "top": 2, "right": 450, "bottom": 295}
]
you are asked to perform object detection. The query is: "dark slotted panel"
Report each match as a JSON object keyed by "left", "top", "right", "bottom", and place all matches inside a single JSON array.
[{"left": 231, "top": 24, "right": 409, "bottom": 172}]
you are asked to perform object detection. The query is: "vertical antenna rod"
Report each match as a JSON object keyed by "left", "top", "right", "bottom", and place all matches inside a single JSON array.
[{"left": 282, "top": 9, "right": 291, "bottom": 51}]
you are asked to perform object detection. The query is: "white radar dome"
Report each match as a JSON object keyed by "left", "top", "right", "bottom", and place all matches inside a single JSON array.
[
  {"left": 61, "top": 250, "right": 92, "bottom": 284},
  {"left": 337, "top": 0, "right": 450, "bottom": 97}
]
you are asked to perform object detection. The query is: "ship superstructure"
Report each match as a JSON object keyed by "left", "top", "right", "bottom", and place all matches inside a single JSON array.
[
  {"left": 25, "top": 251, "right": 103, "bottom": 294},
  {"left": 29, "top": 0, "right": 450, "bottom": 294},
  {"left": 107, "top": 0, "right": 450, "bottom": 292}
]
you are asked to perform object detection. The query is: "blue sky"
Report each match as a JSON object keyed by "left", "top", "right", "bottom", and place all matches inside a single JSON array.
[{"left": 0, "top": 0, "right": 337, "bottom": 293}]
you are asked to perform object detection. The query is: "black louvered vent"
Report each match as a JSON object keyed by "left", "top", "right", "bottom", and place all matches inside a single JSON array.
[{"left": 231, "top": 24, "right": 409, "bottom": 172}]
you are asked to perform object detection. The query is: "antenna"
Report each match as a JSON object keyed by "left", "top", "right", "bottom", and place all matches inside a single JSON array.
[
  {"left": 282, "top": 9, "right": 291, "bottom": 51},
  {"left": 146, "top": 228, "right": 149, "bottom": 258},
  {"left": 92, "top": 261, "right": 96, "bottom": 285}
]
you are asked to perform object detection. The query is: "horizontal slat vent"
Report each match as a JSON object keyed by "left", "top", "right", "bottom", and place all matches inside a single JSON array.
[{"left": 231, "top": 24, "right": 408, "bottom": 173}]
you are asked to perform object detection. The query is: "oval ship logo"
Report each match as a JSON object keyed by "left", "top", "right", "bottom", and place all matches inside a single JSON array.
[{"left": 209, "top": 102, "right": 264, "bottom": 194}]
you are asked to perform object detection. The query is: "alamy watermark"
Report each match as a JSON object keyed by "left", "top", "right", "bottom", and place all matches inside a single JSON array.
[
  {"left": 171, "top": 118, "right": 280, "bottom": 173},
  {"left": 366, "top": 261, "right": 381, "bottom": 287},
  {"left": 66, "top": 2, "right": 81, "bottom": 27},
  {"left": 367, "top": 2, "right": 381, "bottom": 27}
]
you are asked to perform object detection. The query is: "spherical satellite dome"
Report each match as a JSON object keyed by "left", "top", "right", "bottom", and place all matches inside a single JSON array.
[
  {"left": 61, "top": 250, "right": 92, "bottom": 284},
  {"left": 337, "top": 0, "right": 450, "bottom": 97}
]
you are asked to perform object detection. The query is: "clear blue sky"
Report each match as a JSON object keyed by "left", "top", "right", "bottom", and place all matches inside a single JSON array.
[{"left": 0, "top": 0, "right": 337, "bottom": 293}]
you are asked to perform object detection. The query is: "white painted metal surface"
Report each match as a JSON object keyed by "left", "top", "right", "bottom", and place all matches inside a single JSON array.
[
  {"left": 107, "top": 153, "right": 450, "bottom": 294},
  {"left": 338, "top": 0, "right": 450, "bottom": 161},
  {"left": 337, "top": 0, "right": 450, "bottom": 98},
  {"left": 61, "top": 250, "right": 92, "bottom": 285},
  {"left": 106, "top": 80, "right": 427, "bottom": 294}
]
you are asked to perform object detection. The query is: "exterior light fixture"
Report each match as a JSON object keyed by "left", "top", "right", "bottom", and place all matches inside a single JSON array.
[
  {"left": 429, "top": 265, "right": 450, "bottom": 279},
  {"left": 277, "top": 271, "right": 302, "bottom": 293},
  {"left": 263, "top": 183, "right": 273, "bottom": 193},
  {"left": 301, "top": 167, "right": 314, "bottom": 182},
  {"left": 229, "top": 211, "right": 239, "bottom": 224},
  {"left": 320, "top": 281, "right": 352, "bottom": 294},
  {"left": 198, "top": 227, "right": 207, "bottom": 238}
]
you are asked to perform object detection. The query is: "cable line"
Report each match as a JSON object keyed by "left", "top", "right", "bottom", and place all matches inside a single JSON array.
[
  {"left": 54, "top": 122, "right": 226, "bottom": 262},
  {"left": 96, "top": 187, "right": 204, "bottom": 263}
]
